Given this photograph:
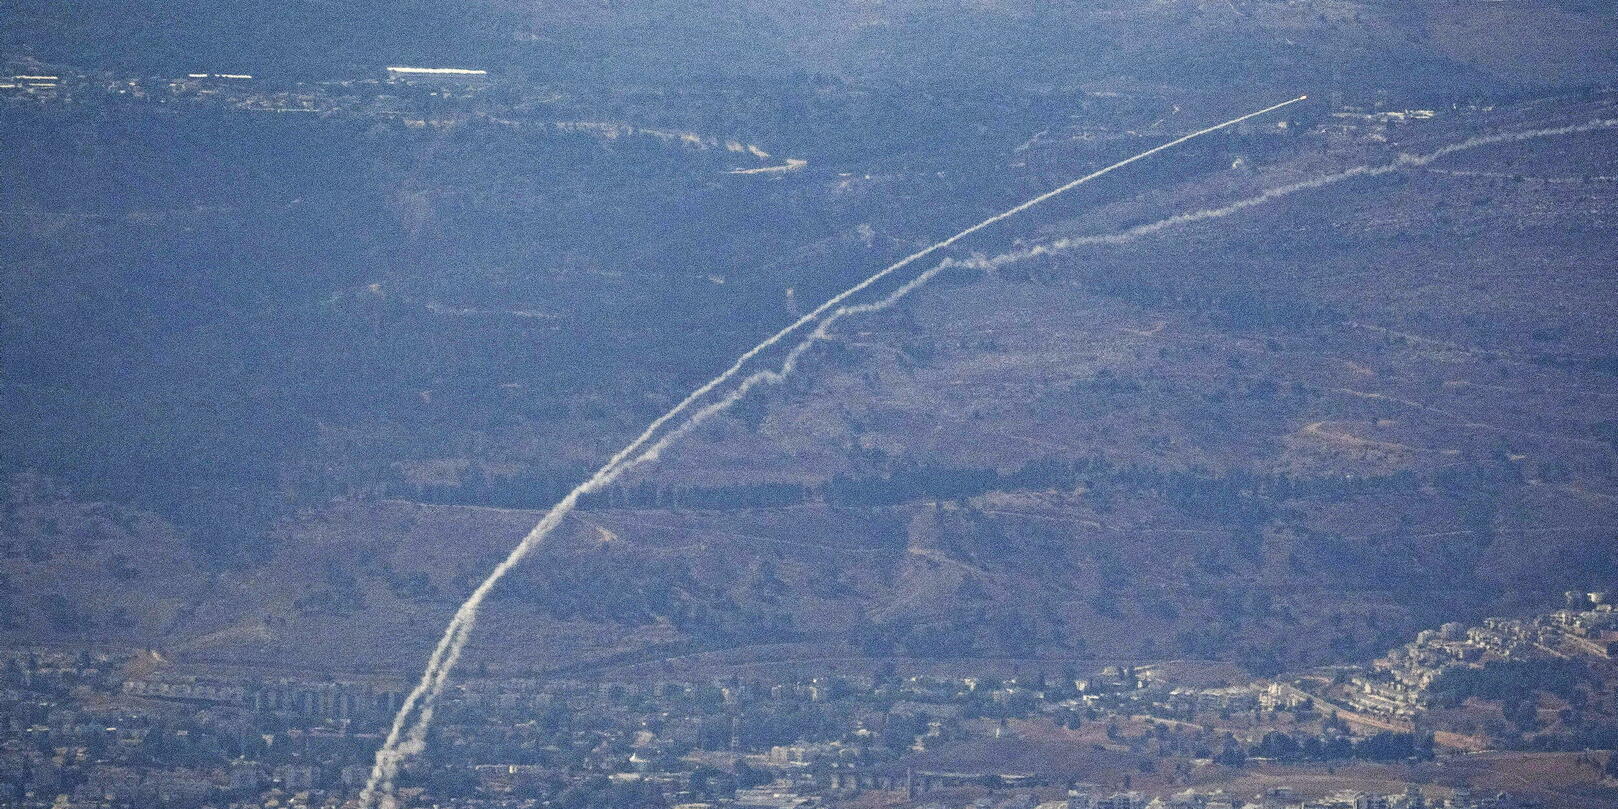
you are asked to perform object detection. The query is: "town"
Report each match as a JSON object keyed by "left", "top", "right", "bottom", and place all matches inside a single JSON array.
[
  {"left": 1338, "top": 593, "right": 1618, "bottom": 725},
  {"left": 5, "top": 598, "right": 1616, "bottom": 809},
  {"left": 0, "top": 60, "right": 1453, "bottom": 159}
]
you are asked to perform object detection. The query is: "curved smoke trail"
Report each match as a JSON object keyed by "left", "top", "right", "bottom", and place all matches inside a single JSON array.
[
  {"left": 361, "top": 103, "right": 1618, "bottom": 809},
  {"left": 361, "top": 106, "right": 1617, "bottom": 808},
  {"left": 590, "top": 118, "right": 1618, "bottom": 485},
  {"left": 586, "top": 94, "right": 1309, "bottom": 497},
  {"left": 963, "top": 117, "right": 1618, "bottom": 268},
  {"left": 358, "top": 94, "right": 1307, "bottom": 809}
]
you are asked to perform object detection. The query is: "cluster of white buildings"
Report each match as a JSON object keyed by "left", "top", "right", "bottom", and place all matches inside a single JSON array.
[
  {"left": 1157, "top": 683, "right": 1312, "bottom": 716},
  {"left": 1345, "top": 594, "right": 1617, "bottom": 719},
  {"left": 906, "top": 784, "right": 1522, "bottom": 809}
]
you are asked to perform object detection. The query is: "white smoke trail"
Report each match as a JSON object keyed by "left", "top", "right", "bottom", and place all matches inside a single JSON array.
[
  {"left": 602, "top": 117, "right": 1618, "bottom": 504},
  {"left": 497, "top": 117, "right": 1618, "bottom": 522},
  {"left": 963, "top": 117, "right": 1618, "bottom": 268},
  {"left": 610, "top": 260, "right": 960, "bottom": 481},
  {"left": 588, "top": 94, "right": 1308, "bottom": 491},
  {"left": 363, "top": 106, "right": 1618, "bottom": 809},
  {"left": 582, "top": 120, "right": 1618, "bottom": 476},
  {"left": 358, "top": 95, "right": 1308, "bottom": 809}
]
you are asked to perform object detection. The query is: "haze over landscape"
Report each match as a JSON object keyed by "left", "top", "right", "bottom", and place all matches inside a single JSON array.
[{"left": 4, "top": 2, "right": 1618, "bottom": 808}]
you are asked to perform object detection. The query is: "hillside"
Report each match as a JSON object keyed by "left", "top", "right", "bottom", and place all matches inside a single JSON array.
[{"left": 4, "top": 90, "right": 1615, "bottom": 679}]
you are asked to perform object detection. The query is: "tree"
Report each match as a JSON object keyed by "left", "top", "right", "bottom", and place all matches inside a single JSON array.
[
  {"left": 734, "top": 761, "right": 769, "bottom": 788},
  {"left": 1254, "top": 731, "right": 1299, "bottom": 760}
]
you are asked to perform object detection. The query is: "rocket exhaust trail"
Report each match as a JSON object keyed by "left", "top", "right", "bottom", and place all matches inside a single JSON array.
[
  {"left": 587, "top": 94, "right": 1308, "bottom": 488},
  {"left": 361, "top": 106, "right": 1618, "bottom": 809},
  {"left": 964, "top": 117, "right": 1618, "bottom": 268},
  {"left": 359, "top": 94, "right": 1308, "bottom": 809},
  {"left": 555, "top": 121, "right": 1618, "bottom": 484}
]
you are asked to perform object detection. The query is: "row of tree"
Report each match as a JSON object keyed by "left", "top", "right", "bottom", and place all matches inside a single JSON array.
[{"left": 392, "top": 453, "right": 1429, "bottom": 528}]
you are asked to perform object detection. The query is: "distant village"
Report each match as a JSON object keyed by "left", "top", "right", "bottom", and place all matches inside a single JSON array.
[
  {"left": 5, "top": 597, "right": 1617, "bottom": 809},
  {"left": 1342, "top": 593, "right": 1618, "bottom": 722},
  {"left": 0, "top": 64, "right": 494, "bottom": 118},
  {"left": 0, "top": 62, "right": 1457, "bottom": 147}
]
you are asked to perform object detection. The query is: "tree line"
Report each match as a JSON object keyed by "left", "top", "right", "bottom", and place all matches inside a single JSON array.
[{"left": 389, "top": 454, "right": 1426, "bottom": 528}]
